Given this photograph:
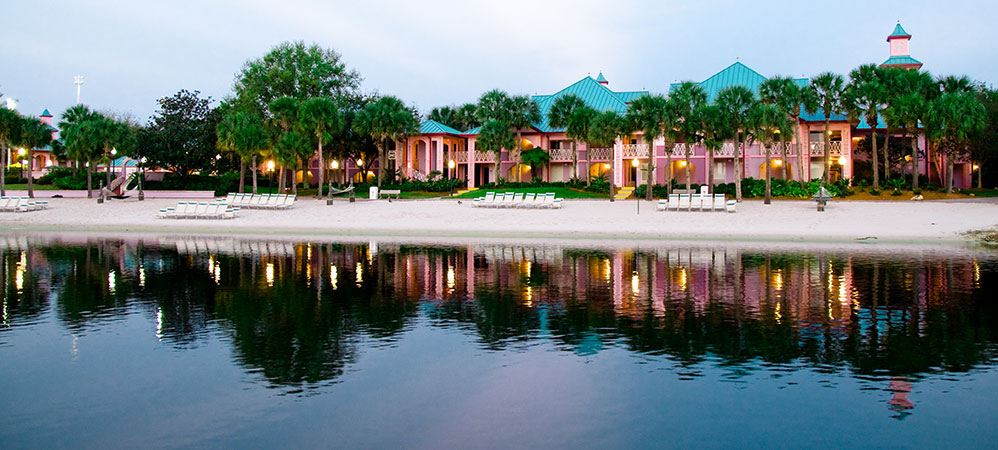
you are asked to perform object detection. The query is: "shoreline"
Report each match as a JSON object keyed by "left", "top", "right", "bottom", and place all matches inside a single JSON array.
[{"left": 2, "top": 197, "right": 997, "bottom": 248}]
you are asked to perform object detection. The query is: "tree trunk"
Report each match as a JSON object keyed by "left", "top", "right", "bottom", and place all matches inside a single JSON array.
[
  {"left": 794, "top": 115, "right": 805, "bottom": 184},
  {"left": 665, "top": 141, "right": 673, "bottom": 196},
  {"left": 883, "top": 133, "right": 891, "bottom": 180},
  {"left": 292, "top": 165, "right": 298, "bottom": 195},
  {"left": 734, "top": 135, "right": 743, "bottom": 201},
  {"left": 822, "top": 117, "right": 831, "bottom": 184},
  {"left": 27, "top": 148, "right": 34, "bottom": 198},
  {"left": 585, "top": 145, "right": 591, "bottom": 187},
  {"left": 645, "top": 158, "right": 654, "bottom": 201},
  {"left": 946, "top": 159, "right": 954, "bottom": 194},
  {"left": 515, "top": 130, "right": 522, "bottom": 183},
  {"left": 238, "top": 160, "right": 246, "bottom": 194},
  {"left": 251, "top": 155, "right": 258, "bottom": 195},
  {"left": 707, "top": 148, "right": 714, "bottom": 194},
  {"left": 871, "top": 129, "right": 880, "bottom": 190},
  {"left": 911, "top": 134, "right": 919, "bottom": 192},
  {"left": 317, "top": 138, "right": 324, "bottom": 199},
  {"left": 377, "top": 142, "right": 385, "bottom": 189},
  {"left": 571, "top": 140, "right": 578, "bottom": 183},
  {"left": 1, "top": 140, "right": 6, "bottom": 196},
  {"left": 278, "top": 166, "right": 285, "bottom": 193},
  {"left": 685, "top": 147, "right": 692, "bottom": 194},
  {"left": 764, "top": 143, "right": 772, "bottom": 205},
  {"left": 86, "top": 163, "right": 93, "bottom": 198}
]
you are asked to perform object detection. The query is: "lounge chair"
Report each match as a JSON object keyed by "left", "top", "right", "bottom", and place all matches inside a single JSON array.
[
  {"left": 690, "top": 194, "right": 701, "bottom": 211},
  {"left": 252, "top": 194, "right": 268, "bottom": 208},
  {"left": 726, "top": 200, "right": 737, "bottom": 213},
  {"left": 518, "top": 193, "right": 535, "bottom": 208},
  {"left": 473, "top": 192, "right": 494, "bottom": 207},
  {"left": 550, "top": 193, "right": 564, "bottom": 209},
  {"left": 713, "top": 194, "right": 726, "bottom": 211},
  {"left": 656, "top": 199, "right": 667, "bottom": 211},
  {"left": 192, "top": 202, "right": 210, "bottom": 218},
  {"left": 224, "top": 193, "right": 236, "bottom": 204},
  {"left": 496, "top": 192, "right": 512, "bottom": 208},
  {"left": 510, "top": 193, "right": 524, "bottom": 207},
  {"left": 678, "top": 194, "right": 690, "bottom": 211},
  {"left": 667, "top": 194, "right": 680, "bottom": 211}
]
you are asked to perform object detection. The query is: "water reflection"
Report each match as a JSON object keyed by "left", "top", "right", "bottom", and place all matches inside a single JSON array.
[{"left": 2, "top": 235, "right": 997, "bottom": 416}]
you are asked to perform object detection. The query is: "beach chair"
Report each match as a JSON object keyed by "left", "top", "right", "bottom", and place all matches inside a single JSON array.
[
  {"left": 690, "top": 194, "right": 701, "bottom": 211},
  {"left": 726, "top": 200, "right": 737, "bottom": 213},
  {"left": 473, "top": 192, "right": 491, "bottom": 207},
  {"left": 251, "top": 194, "right": 268, "bottom": 208},
  {"left": 656, "top": 199, "right": 667, "bottom": 211},
  {"left": 550, "top": 193, "right": 564, "bottom": 209},
  {"left": 510, "top": 193, "right": 524, "bottom": 207},
  {"left": 667, "top": 194, "right": 680, "bottom": 211},
  {"left": 0, "top": 197, "right": 12, "bottom": 211},
  {"left": 193, "top": 202, "right": 210, "bottom": 218},
  {"left": 158, "top": 207, "right": 175, "bottom": 219},
  {"left": 713, "top": 194, "right": 726, "bottom": 211},
  {"left": 182, "top": 201, "right": 199, "bottom": 218},
  {"left": 518, "top": 193, "right": 535, "bottom": 208},
  {"left": 222, "top": 208, "right": 236, "bottom": 219},
  {"left": 482, "top": 192, "right": 497, "bottom": 208},
  {"left": 281, "top": 195, "right": 296, "bottom": 209},
  {"left": 236, "top": 193, "right": 249, "bottom": 206},
  {"left": 224, "top": 193, "right": 236, "bottom": 204},
  {"left": 678, "top": 194, "right": 691, "bottom": 211},
  {"left": 173, "top": 201, "right": 188, "bottom": 218},
  {"left": 496, "top": 192, "right": 511, "bottom": 208}
]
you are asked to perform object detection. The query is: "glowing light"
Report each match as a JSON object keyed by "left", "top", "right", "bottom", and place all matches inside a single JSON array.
[
  {"left": 773, "top": 159, "right": 783, "bottom": 167},
  {"left": 827, "top": 130, "right": 833, "bottom": 135},
  {"left": 266, "top": 263, "right": 274, "bottom": 287},
  {"left": 973, "top": 164, "right": 980, "bottom": 171},
  {"left": 631, "top": 271, "right": 640, "bottom": 295},
  {"left": 266, "top": 160, "right": 275, "bottom": 171},
  {"left": 108, "top": 270, "right": 116, "bottom": 294},
  {"left": 139, "top": 265, "right": 145, "bottom": 288},
  {"left": 330, "top": 264, "right": 338, "bottom": 290},
  {"left": 775, "top": 302, "right": 782, "bottom": 323},
  {"left": 15, "top": 252, "right": 25, "bottom": 292},
  {"left": 357, "top": 159, "right": 364, "bottom": 167},
  {"left": 110, "top": 148, "right": 117, "bottom": 156},
  {"left": 678, "top": 160, "right": 687, "bottom": 167},
  {"left": 17, "top": 148, "right": 26, "bottom": 156},
  {"left": 604, "top": 163, "right": 611, "bottom": 169},
  {"left": 448, "top": 159, "right": 456, "bottom": 169},
  {"left": 524, "top": 286, "right": 533, "bottom": 306},
  {"left": 773, "top": 270, "right": 783, "bottom": 291},
  {"left": 678, "top": 267, "right": 688, "bottom": 291},
  {"left": 156, "top": 307, "right": 164, "bottom": 340},
  {"left": 446, "top": 265, "right": 455, "bottom": 292},
  {"left": 331, "top": 160, "right": 339, "bottom": 169},
  {"left": 355, "top": 262, "right": 363, "bottom": 285},
  {"left": 603, "top": 259, "right": 612, "bottom": 282},
  {"left": 631, "top": 159, "right": 640, "bottom": 167},
  {"left": 214, "top": 265, "right": 221, "bottom": 284},
  {"left": 838, "top": 156, "right": 847, "bottom": 166}
]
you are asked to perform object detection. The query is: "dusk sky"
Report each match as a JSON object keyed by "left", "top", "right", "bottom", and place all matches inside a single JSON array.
[{"left": 2, "top": 0, "right": 996, "bottom": 125}]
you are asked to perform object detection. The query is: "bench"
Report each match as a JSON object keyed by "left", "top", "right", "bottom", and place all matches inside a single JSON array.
[{"left": 379, "top": 189, "right": 402, "bottom": 200}]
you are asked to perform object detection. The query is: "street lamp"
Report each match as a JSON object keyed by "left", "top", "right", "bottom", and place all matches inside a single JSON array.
[
  {"left": 632, "top": 159, "right": 640, "bottom": 215},
  {"left": 138, "top": 157, "right": 147, "bottom": 201}
]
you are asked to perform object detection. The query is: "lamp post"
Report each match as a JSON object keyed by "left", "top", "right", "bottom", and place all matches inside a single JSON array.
[
  {"left": 448, "top": 159, "right": 456, "bottom": 197},
  {"left": 138, "top": 157, "right": 147, "bottom": 201},
  {"left": 632, "top": 159, "right": 640, "bottom": 215},
  {"left": 17, "top": 148, "right": 26, "bottom": 179}
]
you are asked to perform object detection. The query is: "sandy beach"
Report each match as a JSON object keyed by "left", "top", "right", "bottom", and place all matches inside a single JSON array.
[{"left": 2, "top": 196, "right": 997, "bottom": 245}]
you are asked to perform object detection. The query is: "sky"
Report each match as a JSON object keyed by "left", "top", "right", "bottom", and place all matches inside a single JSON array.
[{"left": 2, "top": 0, "right": 996, "bottom": 125}]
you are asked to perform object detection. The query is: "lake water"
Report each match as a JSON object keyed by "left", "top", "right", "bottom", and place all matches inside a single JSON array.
[{"left": 2, "top": 234, "right": 997, "bottom": 449}]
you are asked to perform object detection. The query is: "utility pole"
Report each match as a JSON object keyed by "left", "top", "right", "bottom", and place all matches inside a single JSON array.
[{"left": 74, "top": 75, "right": 85, "bottom": 104}]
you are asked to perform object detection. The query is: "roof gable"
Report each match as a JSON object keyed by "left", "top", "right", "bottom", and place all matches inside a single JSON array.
[
  {"left": 420, "top": 119, "right": 463, "bottom": 135},
  {"left": 532, "top": 76, "right": 647, "bottom": 132},
  {"left": 888, "top": 23, "right": 911, "bottom": 40},
  {"left": 682, "top": 61, "right": 770, "bottom": 103}
]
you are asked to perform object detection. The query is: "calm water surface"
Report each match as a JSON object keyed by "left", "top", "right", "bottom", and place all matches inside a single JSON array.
[{"left": 1, "top": 234, "right": 997, "bottom": 449}]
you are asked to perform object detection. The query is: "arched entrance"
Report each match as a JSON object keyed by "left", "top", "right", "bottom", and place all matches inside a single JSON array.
[
  {"left": 353, "top": 170, "right": 375, "bottom": 183},
  {"left": 670, "top": 160, "right": 696, "bottom": 186},
  {"left": 589, "top": 163, "right": 610, "bottom": 181},
  {"left": 507, "top": 163, "right": 532, "bottom": 182},
  {"left": 759, "top": 159, "right": 792, "bottom": 180}
]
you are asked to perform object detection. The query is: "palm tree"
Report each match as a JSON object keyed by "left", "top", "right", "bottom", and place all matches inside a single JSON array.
[
  {"left": 759, "top": 76, "right": 812, "bottom": 184},
  {"left": 626, "top": 95, "right": 667, "bottom": 200},
  {"left": 843, "top": 65, "right": 887, "bottom": 190},
  {"left": 509, "top": 96, "right": 541, "bottom": 182},
  {"left": 548, "top": 94, "right": 591, "bottom": 183},
  {"left": 892, "top": 69, "right": 937, "bottom": 191},
  {"left": 699, "top": 104, "right": 732, "bottom": 192},
  {"left": 809, "top": 72, "right": 845, "bottom": 183},
  {"left": 476, "top": 119, "right": 514, "bottom": 183},
  {"left": 476, "top": 90, "right": 514, "bottom": 181},
  {"left": 519, "top": 147, "right": 551, "bottom": 181},
  {"left": 715, "top": 85, "right": 753, "bottom": 200},
  {"left": 268, "top": 96, "right": 300, "bottom": 193},
  {"left": 0, "top": 107, "right": 23, "bottom": 196},
  {"left": 62, "top": 116, "right": 104, "bottom": 198},
  {"left": 58, "top": 104, "right": 97, "bottom": 174},
  {"left": 15, "top": 117, "right": 52, "bottom": 198},
  {"left": 355, "top": 95, "right": 419, "bottom": 189},
  {"left": 587, "top": 110, "right": 624, "bottom": 201},
  {"left": 218, "top": 110, "right": 269, "bottom": 194},
  {"left": 300, "top": 97, "right": 342, "bottom": 198},
  {"left": 932, "top": 91, "right": 986, "bottom": 192},
  {"left": 747, "top": 103, "right": 794, "bottom": 204}
]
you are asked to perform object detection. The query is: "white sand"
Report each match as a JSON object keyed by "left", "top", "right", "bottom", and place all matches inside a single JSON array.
[{"left": 2, "top": 196, "right": 997, "bottom": 244}]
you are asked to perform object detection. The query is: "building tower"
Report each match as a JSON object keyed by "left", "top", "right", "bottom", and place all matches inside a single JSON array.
[{"left": 881, "top": 23, "right": 923, "bottom": 70}]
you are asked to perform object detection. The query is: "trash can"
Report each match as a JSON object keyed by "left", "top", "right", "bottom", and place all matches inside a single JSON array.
[{"left": 369, "top": 186, "right": 378, "bottom": 200}]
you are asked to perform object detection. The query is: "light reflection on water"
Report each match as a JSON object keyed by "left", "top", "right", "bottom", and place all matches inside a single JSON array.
[{"left": 1, "top": 234, "right": 997, "bottom": 448}]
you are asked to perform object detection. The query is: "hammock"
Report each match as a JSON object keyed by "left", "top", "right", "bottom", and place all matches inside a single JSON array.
[{"left": 328, "top": 184, "right": 355, "bottom": 195}]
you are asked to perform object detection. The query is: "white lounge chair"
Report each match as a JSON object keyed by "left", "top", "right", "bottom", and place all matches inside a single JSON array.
[
  {"left": 668, "top": 194, "right": 680, "bottom": 211},
  {"left": 678, "top": 194, "right": 691, "bottom": 211},
  {"left": 224, "top": 193, "right": 236, "bottom": 204},
  {"left": 510, "top": 192, "right": 524, "bottom": 207},
  {"left": 192, "top": 202, "right": 210, "bottom": 218},
  {"left": 550, "top": 193, "right": 564, "bottom": 209},
  {"left": 713, "top": 194, "right": 726, "bottom": 211},
  {"left": 518, "top": 193, "right": 535, "bottom": 208},
  {"left": 252, "top": 194, "right": 268, "bottom": 208},
  {"left": 656, "top": 199, "right": 667, "bottom": 211},
  {"left": 690, "top": 194, "right": 701, "bottom": 211},
  {"left": 726, "top": 200, "right": 737, "bottom": 213},
  {"left": 474, "top": 192, "right": 494, "bottom": 207}
]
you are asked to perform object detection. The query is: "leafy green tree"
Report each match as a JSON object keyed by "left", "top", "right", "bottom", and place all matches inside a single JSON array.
[
  {"left": 699, "top": 104, "right": 732, "bottom": 192},
  {"left": 140, "top": 89, "right": 218, "bottom": 176},
  {"left": 587, "top": 110, "right": 624, "bottom": 201},
  {"left": 968, "top": 86, "right": 998, "bottom": 188},
  {"left": 16, "top": 116, "right": 53, "bottom": 198},
  {"left": 233, "top": 41, "right": 361, "bottom": 114},
  {"left": 809, "top": 72, "right": 845, "bottom": 183},
  {"left": 509, "top": 96, "right": 541, "bottom": 182},
  {"left": 300, "top": 97, "right": 342, "bottom": 198},
  {"left": 548, "top": 94, "right": 594, "bottom": 183},
  {"left": 355, "top": 96, "right": 419, "bottom": 189},
  {"left": 94, "top": 115, "right": 137, "bottom": 193},
  {"left": 476, "top": 90, "right": 515, "bottom": 180},
  {"left": 931, "top": 91, "right": 986, "bottom": 192},
  {"left": 217, "top": 108, "right": 269, "bottom": 194},
  {"left": 62, "top": 115, "right": 105, "bottom": 197},
  {"left": 267, "top": 96, "right": 300, "bottom": 193},
  {"left": 842, "top": 65, "right": 887, "bottom": 189},
  {"left": 759, "top": 76, "right": 815, "bottom": 184},
  {"left": 747, "top": 103, "right": 794, "bottom": 203},
  {"left": 885, "top": 69, "right": 937, "bottom": 191},
  {"left": 0, "top": 107, "right": 23, "bottom": 196},
  {"left": 475, "top": 119, "right": 514, "bottom": 183},
  {"left": 626, "top": 95, "right": 667, "bottom": 200},
  {"left": 674, "top": 82, "right": 708, "bottom": 194}
]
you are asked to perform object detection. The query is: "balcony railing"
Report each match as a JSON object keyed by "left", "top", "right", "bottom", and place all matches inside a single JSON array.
[
  {"left": 588, "top": 147, "right": 612, "bottom": 161},
  {"left": 809, "top": 142, "right": 842, "bottom": 156},
  {"left": 455, "top": 151, "right": 468, "bottom": 163},
  {"left": 671, "top": 143, "right": 689, "bottom": 157},
  {"left": 549, "top": 148, "right": 574, "bottom": 161},
  {"left": 474, "top": 150, "right": 497, "bottom": 162},
  {"left": 717, "top": 143, "right": 736, "bottom": 156},
  {"left": 621, "top": 144, "right": 649, "bottom": 158}
]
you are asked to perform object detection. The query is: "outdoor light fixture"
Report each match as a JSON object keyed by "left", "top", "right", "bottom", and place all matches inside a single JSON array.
[
  {"left": 215, "top": 154, "right": 222, "bottom": 160},
  {"left": 448, "top": 160, "right": 456, "bottom": 169},
  {"left": 357, "top": 159, "right": 363, "bottom": 167},
  {"left": 17, "top": 148, "right": 25, "bottom": 156},
  {"left": 604, "top": 163, "right": 611, "bottom": 169},
  {"left": 266, "top": 160, "right": 275, "bottom": 171},
  {"left": 774, "top": 159, "right": 783, "bottom": 166},
  {"left": 331, "top": 160, "right": 339, "bottom": 169},
  {"left": 679, "top": 160, "right": 687, "bottom": 167},
  {"left": 632, "top": 159, "right": 639, "bottom": 167},
  {"left": 110, "top": 148, "right": 117, "bottom": 156},
  {"left": 973, "top": 164, "right": 980, "bottom": 171},
  {"left": 838, "top": 156, "right": 847, "bottom": 166}
]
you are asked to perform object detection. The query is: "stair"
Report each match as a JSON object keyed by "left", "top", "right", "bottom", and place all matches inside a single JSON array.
[
  {"left": 614, "top": 186, "right": 635, "bottom": 200},
  {"left": 452, "top": 187, "right": 478, "bottom": 197}
]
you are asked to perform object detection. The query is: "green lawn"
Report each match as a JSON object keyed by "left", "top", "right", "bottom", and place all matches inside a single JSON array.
[
  {"left": 452, "top": 186, "right": 607, "bottom": 199},
  {"left": 960, "top": 188, "right": 998, "bottom": 198},
  {"left": 2, "top": 184, "right": 59, "bottom": 191}
]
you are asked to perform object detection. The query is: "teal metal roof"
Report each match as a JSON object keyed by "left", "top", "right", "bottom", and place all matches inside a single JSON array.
[
  {"left": 614, "top": 91, "right": 646, "bottom": 103},
  {"left": 881, "top": 55, "right": 922, "bottom": 66},
  {"left": 462, "top": 126, "right": 481, "bottom": 135},
  {"left": 531, "top": 76, "right": 647, "bottom": 132},
  {"left": 888, "top": 23, "right": 911, "bottom": 39},
  {"left": 595, "top": 72, "right": 608, "bottom": 83},
  {"left": 41, "top": 109, "right": 52, "bottom": 117},
  {"left": 46, "top": 124, "right": 58, "bottom": 132},
  {"left": 669, "top": 62, "right": 769, "bottom": 103},
  {"left": 420, "top": 119, "right": 463, "bottom": 135}
]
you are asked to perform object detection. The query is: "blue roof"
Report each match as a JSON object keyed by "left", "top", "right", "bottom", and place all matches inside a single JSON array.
[
  {"left": 595, "top": 72, "right": 608, "bottom": 83},
  {"left": 420, "top": 119, "right": 463, "bottom": 135},
  {"left": 97, "top": 157, "right": 138, "bottom": 168},
  {"left": 614, "top": 91, "right": 647, "bottom": 103},
  {"left": 461, "top": 126, "right": 481, "bottom": 135},
  {"left": 669, "top": 61, "right": 769, "bottom": 103},
  {"left": 888, "top": 23, "right": 911, "bottom": 39},
  {"left": 532, "top": 76, "right": 647, "bottom": 132},
  {"left": 41, "top": 109, "right": 52, "bottom": 117},
  {"left": 881, "top": 55, "right": 922, "bottom": 66}
]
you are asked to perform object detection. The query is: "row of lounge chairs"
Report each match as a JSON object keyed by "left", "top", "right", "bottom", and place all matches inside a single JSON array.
[
  {"left": 223, "top": 193, "right": 296, "bottom": 209},
  {"left": 159, "top": 201, "right": 239, "bottom": 219},
  {"left": 473, "top": 192, "right": 564, "bottom": 209},
  {"left": 656, "top": 193, "right": 736, "bottom": 213},
  {"left": 0, "top": 196, "right": 49, "bottom": 212}
]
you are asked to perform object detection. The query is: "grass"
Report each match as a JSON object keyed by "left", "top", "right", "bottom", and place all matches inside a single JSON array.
[
  {"left": 2, "top": 184, "right": 60, "bottom": 191},
  {"left": 451, "top": 186, "right": 607, "bottom": 199}
]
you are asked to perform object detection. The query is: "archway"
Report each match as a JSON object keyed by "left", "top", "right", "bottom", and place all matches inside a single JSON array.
[
  {"left": 670, "top": 160, "right": 696, "bottom": 186},
  {"left": 353, "top": 170, "right": 375, "bottom": 183},
  {"left": 507, "top": 163, "right": 532, "bottom": 181},
  {"left": 759, "top": 159, "right": 792, "bottom": 180},
  {"left": 590, "top": 163, "right": 610, "bottom": 181}
]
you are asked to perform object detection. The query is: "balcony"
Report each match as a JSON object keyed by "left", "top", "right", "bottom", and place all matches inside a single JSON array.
[
  {"left": 621, "top": 144, "right": 649, "bottom": 158},
  {"left": 588, "top": 147, "right": 612, "bottom": 161},
  {"left": 474, "top": 151, "right": 496, "bottom": 162},
  {"left": 809, "top": 142, "right": 842, "bottom": 156},
  {"left": 549, "top": 148, "right": 574, "bottom": 161},
  {"left": 455, "top": 151, "right": 468, "bottom": 163}
]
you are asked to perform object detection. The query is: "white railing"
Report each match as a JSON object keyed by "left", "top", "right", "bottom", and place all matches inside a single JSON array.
[
  {"left": 509, "top": 149, "right": 521, "bottom": 162},
  {"left": 474, "top": 150, "right": 497, "bottom": 162},
  {"left": 621, "top": 144, "right": 649, "bottom": 158},
  {"left": 809, "top": 142, "right": 841, "bottom": 156},
  {"left": 717, "top": 142, "right": 736, "bottom": 156},
  {"left": 671, "top": 143, "right": 688, "bottom": 156},
  {"left": 549, "top": 148, "right": 574, "bottom": 161},
  {"left": 455, "top": 151, "right": 468, "bottom": 163},
  {"left": 410, "top": 168, "right": 428, "bottom": 181},
  {"left": 588, "top": 148, "right": 612, "bottom": 161}
]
